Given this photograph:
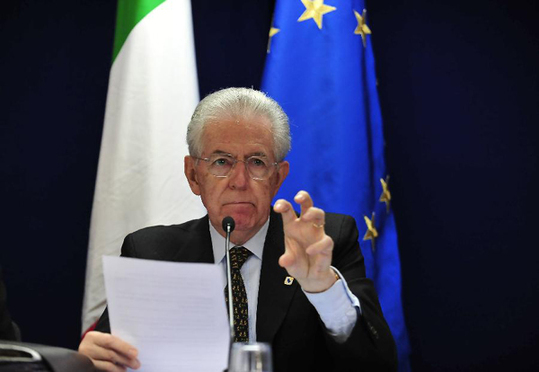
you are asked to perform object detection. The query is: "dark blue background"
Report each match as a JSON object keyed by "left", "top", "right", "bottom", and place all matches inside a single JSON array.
[{"left": 1, "top": 0, "right": 538, "bottom": 370}]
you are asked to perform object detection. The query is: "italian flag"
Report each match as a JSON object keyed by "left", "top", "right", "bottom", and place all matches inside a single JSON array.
[{"left": 82, "top": 0, "right": 205, "bottom": 333}]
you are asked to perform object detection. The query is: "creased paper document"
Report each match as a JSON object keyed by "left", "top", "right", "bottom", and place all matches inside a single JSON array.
[{"left": 103, "top": 256, "right": 229, "bottom": 372}]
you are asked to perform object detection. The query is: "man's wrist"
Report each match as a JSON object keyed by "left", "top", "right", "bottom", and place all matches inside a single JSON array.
[{"left": 301, "top": 269, "right": 339, "bottom": 293}]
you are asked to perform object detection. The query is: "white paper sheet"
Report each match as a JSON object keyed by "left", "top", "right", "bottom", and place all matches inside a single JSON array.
[{"left": 103, "top": 256, "right": 229, "bottom": 372}]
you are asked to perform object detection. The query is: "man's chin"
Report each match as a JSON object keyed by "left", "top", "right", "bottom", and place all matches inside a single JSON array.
[
  {"left": 228, "top": 214, "right": 255, "bottom": 231},
  {"left": 229, "top": 218, "right": 264, "bottom": 245},
  {"left": 225, "top": 212, "right": 262, "bottom": 234},
  {"left": 218, "top": 204, "right": 269, "bottom": 237}
]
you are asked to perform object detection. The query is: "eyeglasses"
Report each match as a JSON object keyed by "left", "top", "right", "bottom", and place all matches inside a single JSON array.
[{"left": 194, "top": 153, "right": 279, "bottom": 180}]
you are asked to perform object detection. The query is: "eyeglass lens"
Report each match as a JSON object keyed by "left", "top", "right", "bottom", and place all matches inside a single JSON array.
[{"left": 207, "top": 154, "right": 272, "bottom": 179}]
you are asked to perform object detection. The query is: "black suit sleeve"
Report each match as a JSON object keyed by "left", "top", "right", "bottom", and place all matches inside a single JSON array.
[{"left": 323, "top": 214, "right": 398, "bottom": 371}]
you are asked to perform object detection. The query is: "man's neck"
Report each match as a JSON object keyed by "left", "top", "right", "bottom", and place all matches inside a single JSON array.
[
  {"left": 209, "top": 216, "right": 270, "bottom": 246},
  {"left": 209, "top": 218, "right": 269, "bottom": 264}
]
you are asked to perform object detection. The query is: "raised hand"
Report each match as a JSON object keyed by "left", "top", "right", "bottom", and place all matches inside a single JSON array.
[{"left": 273, "top": 191, "right": 337, "bottom": 293}]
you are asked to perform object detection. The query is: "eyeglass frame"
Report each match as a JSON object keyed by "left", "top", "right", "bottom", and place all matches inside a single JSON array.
[{"left": 192, "top": 153, "right": 280, "bottom": 181}]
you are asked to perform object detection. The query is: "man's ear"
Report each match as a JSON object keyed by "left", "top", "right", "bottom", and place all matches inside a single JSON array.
[
  {"left": 272, "top": 160, "right": 290, "bottom": 198},
  {"left": 184, "top": 156, "right": 201, "bottom": 195}
]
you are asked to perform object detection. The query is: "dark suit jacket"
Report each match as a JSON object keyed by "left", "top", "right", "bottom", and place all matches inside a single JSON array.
[{"left": 95, "top": 211, "right": 397, "bottom": 371}]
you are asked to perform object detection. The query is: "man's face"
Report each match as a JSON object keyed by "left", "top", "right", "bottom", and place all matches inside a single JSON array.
[{"left": 184, "top": 115, "right": 289, "bottom": 244}]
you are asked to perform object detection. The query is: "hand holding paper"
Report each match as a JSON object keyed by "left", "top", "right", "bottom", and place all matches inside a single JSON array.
[{"left": 100, "top": 256, "right": 229, "bottom": 372}]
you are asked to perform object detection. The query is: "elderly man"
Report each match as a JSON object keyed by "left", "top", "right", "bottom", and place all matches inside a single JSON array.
[{"left": 79, "top": 88, "right": 397, "bottom": 371}]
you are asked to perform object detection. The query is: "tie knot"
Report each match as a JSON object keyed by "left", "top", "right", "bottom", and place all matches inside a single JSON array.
[{"left": 229, "top": 246, "right": 252, "bottom": 270}]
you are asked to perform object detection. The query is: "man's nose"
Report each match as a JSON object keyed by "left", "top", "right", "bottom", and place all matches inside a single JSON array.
[{"left": 229, "top": 161, "right": 249, "bottom": 190}]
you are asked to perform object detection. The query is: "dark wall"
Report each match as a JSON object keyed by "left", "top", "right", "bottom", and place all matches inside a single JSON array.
[
  {"left": 368, "top": 0, "right": 539, "bottom": 370},
  {"left": 0, "top": 0, "right": 115, "bottom": 348},
  {"left": 1, "top": 0, "right": 538, "bottom": 370}
]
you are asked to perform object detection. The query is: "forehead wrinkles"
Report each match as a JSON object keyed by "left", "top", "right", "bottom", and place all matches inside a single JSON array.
[{"left": 201, "top": 116, "right": 275, "bottom": 154}]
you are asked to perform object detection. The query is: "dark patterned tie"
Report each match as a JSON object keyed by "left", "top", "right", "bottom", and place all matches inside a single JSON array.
[{"left": 225, "top": 246, "right": 252, "bottom": 342}]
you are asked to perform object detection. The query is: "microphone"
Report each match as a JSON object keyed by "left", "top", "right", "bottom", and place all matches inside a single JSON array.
[
  {"left": 222, "top": 216, "right": 235, "bottom": 346},
  {"left": 222, "top": 216, "right": 235, "bottom": 234}
]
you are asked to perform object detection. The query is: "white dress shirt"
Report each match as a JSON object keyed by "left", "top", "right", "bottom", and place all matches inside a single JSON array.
[{"left": 209, "top": 218, "right": 360, "bottom": 343}]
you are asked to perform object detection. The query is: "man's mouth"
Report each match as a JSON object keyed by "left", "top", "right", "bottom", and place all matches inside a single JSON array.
[{"left": 223, "top": 201, "right": 255, "bottom": 208}]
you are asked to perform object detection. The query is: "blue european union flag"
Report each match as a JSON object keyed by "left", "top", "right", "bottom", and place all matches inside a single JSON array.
[{"left": 261, "top": 1, "right": 411, "bottom": 370}]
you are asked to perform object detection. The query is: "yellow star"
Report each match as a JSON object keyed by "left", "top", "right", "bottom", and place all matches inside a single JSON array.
[
  {"left": 269, "top": 27, "right": 280, "bottom": 37},
  {"left": 354, "top": 9, "right": 372, "bottom": 47},
  {"left": 267, "top": 26, "right": 280, "bottom": 53},
  {"left": 298, "top": 0, "right": 337, "bottom": 30},
  {"left": 379, "top": 176, "right": 391, "bottom": 213},
  {"left": 363, "top": 212, "right": 378, "bottom": 252}
]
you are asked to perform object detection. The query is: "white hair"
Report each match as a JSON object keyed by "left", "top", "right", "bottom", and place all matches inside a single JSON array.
[{"left": 186, "top": 87, "right": 291, "bottom": 161}]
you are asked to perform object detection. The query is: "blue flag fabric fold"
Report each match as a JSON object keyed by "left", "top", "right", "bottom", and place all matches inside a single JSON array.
[{"left": 261, "top": 1, "right": 411, "bottom": 370}]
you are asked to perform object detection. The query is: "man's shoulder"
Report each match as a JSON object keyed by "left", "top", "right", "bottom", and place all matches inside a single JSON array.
[
  {"left": 270, "top": 210, "right": 356, "bottom": 230},
  {"left": 129, "top": 215, "right": 209, "bottom": 238},
  {"left": 322, "top": 212, "right": 359, "bottom": 244},
  {"left": 324, "top": 212, "right": 357, "bottom": 229},
  {"left": 325, "top": 212, "right": 355, "bottom": 223},
  {"left": 269, "top": 210, "right": 357, "bottom": 240},
  {"left": 125, "top": 216, "right": 209, "bottom": 251},
  {"left": 121, "top": 215, "right": 211, "bottom": 261}
]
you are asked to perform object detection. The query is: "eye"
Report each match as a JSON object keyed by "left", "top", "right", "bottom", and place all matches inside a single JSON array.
[
  {"left": 248, "top": 157, "right": 268, "bottom": 168},
  {"left": 211, "top": 156, "right": 234, "bottom": 167}
]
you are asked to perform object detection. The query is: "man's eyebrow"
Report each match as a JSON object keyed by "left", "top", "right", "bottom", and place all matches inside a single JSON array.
[
  {"left": 210, "top": 150, "right": 233, "bottom": 156},
  {"left": 209, "top": 150, "right": 269, "bottom": 158},
  {"left": 249, "top": 152, "right": 268, "bottom": 158}
]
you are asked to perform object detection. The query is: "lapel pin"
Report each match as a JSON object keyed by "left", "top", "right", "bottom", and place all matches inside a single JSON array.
[{"left": 284, "top": 276, "right": 294, "bottom": 285}]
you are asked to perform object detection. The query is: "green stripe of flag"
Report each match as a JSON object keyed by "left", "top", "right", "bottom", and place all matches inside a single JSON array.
[{"left": 112, "top": 0, "right": 167, "bottom": 62}]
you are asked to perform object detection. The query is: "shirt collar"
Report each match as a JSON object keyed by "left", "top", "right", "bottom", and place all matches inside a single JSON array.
[{"left": 210, "top": 217, "right": 270, "bottom": 264}]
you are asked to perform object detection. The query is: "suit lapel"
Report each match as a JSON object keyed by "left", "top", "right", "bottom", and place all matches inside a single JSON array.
[
  {"left": 171, "top": 215, "right": 214, "bottom": 264},
  {"left": 256, "top": 211, "right": 299, "bottom": 342}
]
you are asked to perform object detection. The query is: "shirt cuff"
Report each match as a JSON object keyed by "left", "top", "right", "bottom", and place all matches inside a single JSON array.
[{"left": 303, "top": 267, "right": 360, "bottom": 343}]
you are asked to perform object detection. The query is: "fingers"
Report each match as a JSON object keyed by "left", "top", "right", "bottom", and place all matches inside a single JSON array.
[
  {"left": 294, "top": 190, "right": 313, "bottom": 216},
  {"left": 294, "top": 191, "right": 325, "bottom": 227},
  {"left": 302, "top": 206, "right": 325, "bottom": 227},
  {"left": 93, "top": 360, "right": 127, "bottom": 372},
  {"left": 306, "top": 235, "right": 333, "bottom": 257},
  {"left": 273, "top": 198, "right": 296, "bottom": 225},
  {"left": 275, "top": 190, "right": 335, "bottom": 293},
  {"left": 79, "top": 332, "right": 140, "bottom": 371},
  {"left": 279, "top": 235, "right": 333, "bottom": 270},
  {"left": 278, "top": 250, "right": 294, "bottom": 269},
  {"left": 92, "top": 332, "right": 138, "bottom": 359},
  {"left": 275, "top": 191, "right": 325, "bottom": 225},
  {"left": 306, "top": 235, "right": 334, "bottom": 271}
]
